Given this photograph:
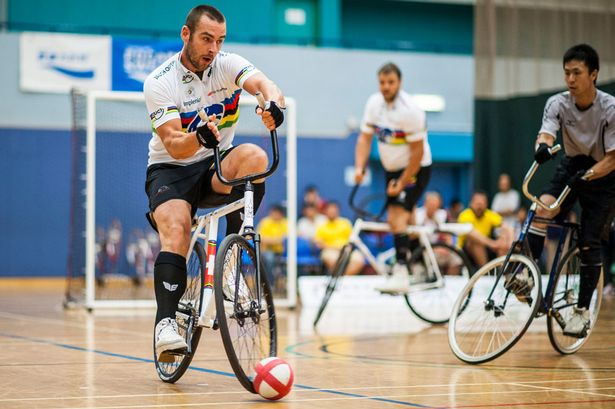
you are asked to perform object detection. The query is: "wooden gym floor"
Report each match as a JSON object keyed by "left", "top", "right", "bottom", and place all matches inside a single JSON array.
[{"left": 1, "top": 278, "right": 615, "bottom": 409}]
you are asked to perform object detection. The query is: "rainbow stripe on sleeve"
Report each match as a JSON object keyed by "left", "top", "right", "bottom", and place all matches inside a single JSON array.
[{"left": 234, "top": 65, "right": 255, "bottom": 86}]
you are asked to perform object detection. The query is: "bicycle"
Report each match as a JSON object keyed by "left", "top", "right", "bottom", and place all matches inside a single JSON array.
[
  {"left": 448, "top": 144, "right": 604, "bottom": 364},
  {"left": 313, "top": 184, "right": 474, "bottom": 327},
  {"left": 153, "top": 94, "right": 278, "bottom": 393}
]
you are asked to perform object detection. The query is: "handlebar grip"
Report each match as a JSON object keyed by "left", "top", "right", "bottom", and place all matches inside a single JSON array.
[
  {"left": 255, "top": 92, "right": 266, "bottom": 109},
  {"left": 548, "top": 145, "right": 561, "bottom": 155}
]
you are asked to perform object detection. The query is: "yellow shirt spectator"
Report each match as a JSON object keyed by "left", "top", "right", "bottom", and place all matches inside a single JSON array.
[
  {"left": 315, "top": 218, "right": 353, "bottom": 249},
  {"left": 457, "top": 208, "right": 502, "bottom": 248},
  {"left": 257, "top": 217, "right": 288, "bottom": 254}
]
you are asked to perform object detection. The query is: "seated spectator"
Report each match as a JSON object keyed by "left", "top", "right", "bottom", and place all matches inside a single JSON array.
[
  {"left": 458, "top": 191, "right": 513, "bottom": 267},
  {"left": 303, "top": 185, "right": 327, "bottom": 213},
  {"left": 415, "top": 191, "right": 448, "bottom": 243},
  {"left": 314, "top": 201, "right": 364, "bottom": 275},
  {"left": 297, "top": 203, "right": 326, "bottom": 243},
  {"left": 257, "top": 204, "right": 288, "bottom": 281},
  {"left": 447, "top": 198, "right": 464, "bottom": 222},
  {"left": 491, "top": 173, "right": 521, "bottom": 228}
]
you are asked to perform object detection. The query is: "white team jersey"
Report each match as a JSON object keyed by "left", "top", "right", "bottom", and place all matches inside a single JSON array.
[
  {"left": 143, "top": 51, "right": 260, "bottom": 166},
  {"left": 539, "top": 90, "right": 615, "bottom": 161},
  {"left": 360, "top": 90, "right": 432, "bottom": 172}
]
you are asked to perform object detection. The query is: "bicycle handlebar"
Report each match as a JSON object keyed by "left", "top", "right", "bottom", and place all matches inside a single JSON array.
[
  {"left": 521, "top": 144, "right": 571, "bottom": 212},
  {"left": 200, "top": 92, "right": 280, "bottom": 187},
  {"left": 349, "top": 183, "right": 387, "bottom": 221}
]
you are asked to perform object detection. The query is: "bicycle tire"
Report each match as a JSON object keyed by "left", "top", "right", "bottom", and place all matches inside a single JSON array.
[
  {"left": 154, "top": 241, "right": 205, "bottom": 383},
  {"left": 214, "top": 234, "right": 277, "bottom": 393},
  {"left": 448, "top": 254, "right": 541, "bottom": 364},
  {"left": 403, "top": 242, "right": 473, "bottom": 324},
  {"left": 313, "top": 244, "right": 353, "bottom": 327},
  {"left": 547, "top": 247, "right": 604, "bottom": 354}
]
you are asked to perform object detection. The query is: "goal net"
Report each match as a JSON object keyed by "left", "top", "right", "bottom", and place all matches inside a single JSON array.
[{"left": 66, "top": 89, "right": 297, "bottom": 310}]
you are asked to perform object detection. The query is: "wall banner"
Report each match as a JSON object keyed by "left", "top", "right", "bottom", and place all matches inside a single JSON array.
[
  {"left": 20, "top": 32, "right": 111, "bottom": 93},
  {"left": 112, "top": 38, "right": 181, "bottom": 91}
]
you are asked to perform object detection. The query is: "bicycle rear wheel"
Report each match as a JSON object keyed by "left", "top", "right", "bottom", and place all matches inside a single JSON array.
[
  {"left": 215, "top": 234, "right": 277, "bottom": 393},
  {"left": 448, "top": 254, "right": 541, "bottom": 364},
  {"left": 547, "top": 247, "right": 603, "bottom": 354},
  {"left": 154, "top": 242, "right": 205, "bottom": 383},
  {"left": 404, "top": 243, "right": 473, "bottom": 324},
  {"left": 313, "top": 244, "right": 353, "bottom": 327}
]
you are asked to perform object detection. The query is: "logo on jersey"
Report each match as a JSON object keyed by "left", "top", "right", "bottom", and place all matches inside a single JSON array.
[
  {"left": 374, "top": 125, "right": 407, "bottom": 145},
  {"left": 204, "top": 103, "right": 226, "bottom": 122},
  {"left": 208, "top": 87, "right": 228, "bottom": 97},
  {"left": 182, "top": 74, "right": 194, "bottom": 84},
  {"left": 154, "top": 60, "right": 176, "bottom": 80},
  {"left": 150, "top": 108, "right": 165, "bottom": 121}
]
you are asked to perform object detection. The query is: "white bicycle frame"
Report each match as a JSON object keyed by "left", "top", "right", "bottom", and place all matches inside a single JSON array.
[
  {"left": 181, "top": 197, "right": 246, "bottom": 329},
  {"left": 347, "top": 218, "right": 472, "bottom": 293}
]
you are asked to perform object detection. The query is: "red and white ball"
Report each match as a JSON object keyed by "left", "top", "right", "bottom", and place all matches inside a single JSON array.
[{"left": 253, "top": 357, "right": 294, "bottom": 400}]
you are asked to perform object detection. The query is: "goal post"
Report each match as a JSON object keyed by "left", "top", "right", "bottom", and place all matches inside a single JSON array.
[{"left": 67, "top": 89, "right": 297, "bottom": 310}]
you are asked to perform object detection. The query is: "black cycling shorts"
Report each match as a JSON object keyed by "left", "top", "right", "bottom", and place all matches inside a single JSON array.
[
  {"left": 385, "top": 165, "right": 432, "bottom": 211},
  {"left": 543, "top": 155, "right": 615, "bottom": 243},
  {"left": 145, "top": 147, "right": 237, "bottom": 217}
]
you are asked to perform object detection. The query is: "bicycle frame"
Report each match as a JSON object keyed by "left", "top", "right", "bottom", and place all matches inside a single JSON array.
[
  {"left": 190, "top": 92, "right": 279, "bottom": 329},
  {"left": 487, "top": 144, "right": 582, "bottom": 317},
  {"left": 345, "top": 187, "right": 472, "bottom": 293}
]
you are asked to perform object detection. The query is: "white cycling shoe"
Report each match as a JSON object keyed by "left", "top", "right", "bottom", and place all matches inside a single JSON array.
[
  {"left": 155, "top": 317, "right": 188, "bottom": 360},
  {"left": 563, "top": 307, "right": 590, "bottom": 338}
]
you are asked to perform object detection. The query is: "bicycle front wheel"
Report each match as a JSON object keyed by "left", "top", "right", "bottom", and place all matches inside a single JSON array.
[
  {"left": 448, "top": 254, "right": 541, "bottom": 364},
  {"left": 547, "top": 247, "right": 603, "bottom": 354},
  {"left": 404, "top": 243, "right": 473, "bottom": 324},
  {"left": 313, "top": 244, "right": 353, "bottom": 327},
  {"left": 154, "top": 241, "right": 205, "bottom": 383},
  {"left": 214, "top": 234, "right": 277, "bottom": 393}
]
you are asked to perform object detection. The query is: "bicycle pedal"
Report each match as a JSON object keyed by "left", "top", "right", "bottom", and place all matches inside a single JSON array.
[
  {"left": 563, "top": 328, "right": 588, "bottom": 339},
  {"left": 158, "top": 348, "right": 187, "bottom": 363}
]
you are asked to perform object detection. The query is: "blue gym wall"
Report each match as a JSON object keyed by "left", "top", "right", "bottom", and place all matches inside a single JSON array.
[{"left": 0, "top": 1, "right": 475, "bottom": 276}]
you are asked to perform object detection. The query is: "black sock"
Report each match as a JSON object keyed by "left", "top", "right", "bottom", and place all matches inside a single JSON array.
[
  {"left": 578, "top": 264, "right": 601, "bottom": 309},
  {"left": 225, "top": 182, "right": 266, "bottom": 235},
  {"left": 154, "top": 251, "right": 187, "bottom": 325},
  {"left": 409, "top": 238, "right": 420, "bottom": 253},
  {"left": 394, "top": 233, "right": 410, "bottom": 264},
  {"left": 528, "top": 226, "right": 546, "bottom": 261}
]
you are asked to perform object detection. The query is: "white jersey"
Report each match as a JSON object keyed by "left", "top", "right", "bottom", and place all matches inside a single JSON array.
[
  {"left": 143, "top": 51, "right": 260, "bottom": 166},
  {"left": 360, "top": 90, "right": 432, "bottom": 172},
  {"left": 539, "top": 90, "right": 615, "bottom": 161}
]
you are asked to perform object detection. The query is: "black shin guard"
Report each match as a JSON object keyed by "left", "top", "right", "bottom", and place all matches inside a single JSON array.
[
  {"left": 394, "top": 233, "right": 410, "bottom": 264},
  {"left": 225, "top": 182, "right": 266, "bottom": 235},
  {"left": 154, "top": 252, "right": 187, "bottom": 324},
  {"left": 527, "top": 227, "right": 547, "bottom": 261},
  {"left": 578, "top": 264, "right": 601, "bottom": 309}
]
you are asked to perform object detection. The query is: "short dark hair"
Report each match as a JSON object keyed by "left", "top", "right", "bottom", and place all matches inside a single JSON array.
[
  {"left": 270, "top": 203, "right": 285, "bottom": 214},
  {"left": 185, "top": 5, "right": 225, "bottom": 34},
  {"left": 472, "top": 190, "right": 488, "bottom": 199},
  {"left": 563, "top": 44, "right": 599, "bottom": 80},
  {"left": 378, "top": 62, "right": 402, "bottom": 80}
]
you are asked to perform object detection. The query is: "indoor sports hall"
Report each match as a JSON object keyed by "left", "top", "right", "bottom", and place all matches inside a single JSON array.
[{"left": 2, "top": 1, "right": 615, "bottom": 408}]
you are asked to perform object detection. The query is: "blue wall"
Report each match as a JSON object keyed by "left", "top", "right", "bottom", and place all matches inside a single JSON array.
[{"left": 0, "top": 128, "right": 469, "bottom": 276}]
